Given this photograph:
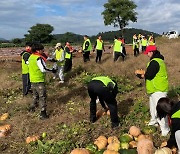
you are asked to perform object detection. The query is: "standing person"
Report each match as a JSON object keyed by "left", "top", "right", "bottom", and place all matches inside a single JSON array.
[
  {"left": 113, "top": 36, "right": 124, "bottom": 61},
  {"left": 53, "top": 43, "right": 65, "bottom": 83},
  {"left": 120, "top": 36, "right": 126, "bottom": 56},
  {"left": 28, "top": 43, "right": 55, "bottom": 119},
  {"left": 133, "top": 34, "right": 139, "bottom": 57},
  {"left": 88, "top": 76, "right": 119, "bottom": 128},
  {"left": 157, "top": 98, "right": 180, "bottom": 153},
  {"left": 148, "top": 33, "right": 155, "bottom": 45},
  {"left": 64, "top": 42, "right": 73, "bottom": 73},
  {"left": 136, "top": 45, "right": 170, "bottom": 136},
  {"left": 93, "top": 35, "right": 105, "bottom": 63},
  {"left": 82, "top": 35, "right": 92, "bottom": 62},
  {"left": 20, "top": 42, "right": 32, "bottom": 96},
  {"left": 141, "top": 36, "right": 148, "bottom": 52}
]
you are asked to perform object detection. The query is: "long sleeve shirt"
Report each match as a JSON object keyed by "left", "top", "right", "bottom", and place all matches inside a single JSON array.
[{"left": 37, "top": 57, "right": 52, "bottom": 73}]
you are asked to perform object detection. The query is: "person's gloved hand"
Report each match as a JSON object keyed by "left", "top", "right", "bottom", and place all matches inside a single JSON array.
[{"left": 135, "top": 69, "right": 145, "bottom": 79}]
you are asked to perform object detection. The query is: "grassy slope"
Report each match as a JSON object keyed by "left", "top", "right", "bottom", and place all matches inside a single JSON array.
[{"left": 0, "top": 37, "right": 179, "bottom": 153}]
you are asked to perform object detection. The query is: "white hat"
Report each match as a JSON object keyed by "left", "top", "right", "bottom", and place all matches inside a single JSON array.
[{"left": 55, "top": 43, "right": 61, "bottom": 48}]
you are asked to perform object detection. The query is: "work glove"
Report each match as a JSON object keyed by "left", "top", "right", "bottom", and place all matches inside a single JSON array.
[{"left": 135, "top": 69, "right": 145, "bottom": 79}]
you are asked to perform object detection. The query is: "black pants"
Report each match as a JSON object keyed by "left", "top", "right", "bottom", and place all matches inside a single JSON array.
[
  {"left": 83, "top": 51, "right": 90, "bottom": 62},
  {"left": 22, "top": 74, "right": 31, "bottom": 96},
  {"left": 142, "top": 46, "right": 146, "bottom": 52},
  {"left": 64, "top": 58, "right": 72, "bottom": 73},
  {"left": 134, "top": 47, "right": 139, "bottom": 57},
  {"left": 122, "top": 47, "right": 126, "bottom": 55},
  {"left": 96, "top": 50, "right": 103, "bottom": 62},
  {"left": 88, "top": 80, "right": 119, "bottom": 126},
  {"left": 114, "top": 52, "right": 125, "bottom": 61}
]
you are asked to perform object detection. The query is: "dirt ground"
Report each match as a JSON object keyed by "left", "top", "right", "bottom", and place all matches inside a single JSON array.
[{"left": 0, "top": 37, "right": 180, "bottom": 153}]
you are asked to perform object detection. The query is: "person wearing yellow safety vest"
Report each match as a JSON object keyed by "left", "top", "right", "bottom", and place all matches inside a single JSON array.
[
  {"left": 93, "top": 35, "right": 105, "bottom": 63},
  {"left": 20, "top": 42, "right": 32, "bottom": 96},
  {"left": 87, "top": 76, "right": 119, "bottom": 128},
  {"left": 148, "top": 33, "right": 155, "bottom": 45},
  {"left": 141, "top": 36, "right": 147, "bottom": 52},
  {"left": 82, "top": 35, "right": 92, "bottom": 62},
  {"left": 139, "top": 45, "right": 170, "bottom": 136},
  {"left": 28, "top": 43, "right": 56, "bottom": 119},
  {"left": 64, "top": 42, "right": 73, "bottom": 73},
  {"left": 113, "top": 36, "right": 125, "bottom": 61},
  {"left": 157, "top": 98, "right": 180, "bottom": 152},
  {"left": 133, "top": 33, "right": 139, "bottom": 57},
  {"left": 53, "top": 43, "right": 65, "bottom": 83}
]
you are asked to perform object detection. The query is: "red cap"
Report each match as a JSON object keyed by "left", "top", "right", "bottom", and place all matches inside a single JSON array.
[{"left": 144, "top": 45, "right": 157, "bottom": 54}]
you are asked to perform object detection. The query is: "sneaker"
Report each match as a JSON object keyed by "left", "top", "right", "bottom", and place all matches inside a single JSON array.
[
  {"left": 59, "top": 81, "right": 64, "bottom": 84},
  {"left": 90, "top": 117, "right": 96, "bottom": 123},
  {"left": 40, "top": 110, "right": 49, "bottom": 120}
]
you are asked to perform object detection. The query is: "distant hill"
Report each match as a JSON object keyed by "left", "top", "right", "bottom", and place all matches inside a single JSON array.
[
  {"left": 0, "top": 38, "right": 6, "bottom": 41},
  {"left": 53, "top": 28, "right": 160, "bottom": 44}
]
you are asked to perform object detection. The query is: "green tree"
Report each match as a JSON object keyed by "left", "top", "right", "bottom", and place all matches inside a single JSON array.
[
  {"left": 24, "top": 24, "right": 54, "bottom": 43},
  {"left": 102, "top": 0, "right": 137, "bottom": 35},
  {"left": 12, "top": 38, "right": 22, "bottom": 44}
]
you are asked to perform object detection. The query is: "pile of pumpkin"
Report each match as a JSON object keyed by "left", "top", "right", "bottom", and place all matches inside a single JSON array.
[
  {"left": 70, "top": 126, "right": 177, "bottom": 154},
  {"left": 0, "top": 113, "right": 11, "bottom": 138}
]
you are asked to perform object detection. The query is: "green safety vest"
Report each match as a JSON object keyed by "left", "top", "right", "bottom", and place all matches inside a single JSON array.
[
  {"left": 113, "top": 39, "right": 122, "bottom": 52},
  {"left": 148, "top": 36, "right": 155, "bottom": 45},
  {"left": 55, "top": 48, "right": 65, "bottom": 66},
  {"left": 29, "top": 54, "right": 45, "bottom": 83},
  {"left": 171, "top": 110, "right": 180, "bottom": 118},
  {"left": 22, "top": 52, "right": 30, "bottom": 74},
  {"left": 96, "top": 39, "right": 103, "bottom": 50},
  {"left": 146, "top": 58, "right": 169, "bottom": 94},
  {"left": 92, "top": 76, "right": 115, "bottom": 88},
  {"left": 83, "top": 39, "right": 92, "bottom": 52},
  {"left": 141, "top": 39, "right": 147, "bottom": 46}
]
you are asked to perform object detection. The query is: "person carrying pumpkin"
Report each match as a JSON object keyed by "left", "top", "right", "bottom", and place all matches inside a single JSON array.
[
  {"left": 87, "top": 76, "right": 119, "bottom": 128},
  {"left": 157, "top": 97, "right": 180, "bottom": 153},
  {"left": 135, "top": 45, "right": 170, "bottom": 136},
  {"left": 28, "top": 43, "right": 56, "bottom": 119}
]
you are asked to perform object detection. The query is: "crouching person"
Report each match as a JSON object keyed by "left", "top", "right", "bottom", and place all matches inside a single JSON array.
[
  {"left": 87, "top": 76, "right": 119, "bottom": 128},
  {"left": 28, "top": 43, "right": 56, "bottom": 119},
  {"left": 157, "top": 98, "right": 180, "bottom": 153}
]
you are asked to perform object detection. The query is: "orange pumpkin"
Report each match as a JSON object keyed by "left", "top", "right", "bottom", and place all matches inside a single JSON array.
[
  {"left": 129, "top": 126, "right": 141, "bottom": 137},
  {"left": 70, "top": 148, "right": 90, "bottom": 154},
  {"left": 160, "top": 141, "right": 167, "bottom": 148},
  {"left": 96, "top": 109, "right": 106, "bottom": 118},
  {"left": 94, "top": 136, "right": 108, "bottom": 150},
  {"left": 107, "top": 136, "right": 120, "bottom": 144},
  {"left": 0, "top": 113, "right": 9, "bottom": 121},
  {"left": 103, "top": 150, "right": 119, "bottom": 154},
  {"left": 137, "top": 139, "right": 154, "bottom": 154},
  {"left": 0, "top": 124, "right": 11, "bottom": 133},
  {"left": 0, "top": 132, "right": 6, "bottom": 138},
  {"left": 129, "top": 141, "right": 137, "bottom": 148},
  {"left": 107, "top": 142, "right": 120, "bottom": 152},
  {"left": 26, "top": 135, "right": 40, "bottom": 144}
]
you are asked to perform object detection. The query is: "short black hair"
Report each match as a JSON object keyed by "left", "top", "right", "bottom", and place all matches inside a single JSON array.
[
  {"left": 25, "top": 42, "right": 32, "bottom": 47},
  {"left": 31, "top": 43, "right": 44, "bottom": 53},
  {"left": 84, "top": 35, "right": 88, "bottom": 38}
]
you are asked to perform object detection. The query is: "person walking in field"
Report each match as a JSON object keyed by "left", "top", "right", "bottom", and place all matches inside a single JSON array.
[
  {"left": 87, "top": 76, "right": 119, "bottom": 128},
  {"left": 64, "top": 42, "right": 73, "bottom": 73},
  {"left": 93, "top": 35, "right": 105, "bottom": 63},
  {"left": 133, "top": 33, "right": 139, "bottom": 57},
  {"left": 141, "top": 36, "right": 148, "bottom": 52},
  {"left": 53, "top": 43, "right": 65, "bottom": 83},
  {"left": 20, "top": 42, "right": 32, "bottom": 96},
  {"left": 135, "top": 45, "right": 170, "bottom": 136},
  {"left": 157, "top": 98, "right": 180, "bottom": 153},
  {"left": 28, "top": 43, "right": 56, "bottom": 119},
  {"left": 82, "top": 35, "right": 92, "bottom": 62}
]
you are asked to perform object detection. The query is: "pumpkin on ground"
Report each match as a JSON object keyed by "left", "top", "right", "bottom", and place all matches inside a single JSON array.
[
  {"left": 137, "top": 139, "right": 154, "bottom": 154},
  {"left": 108, "top": 136, "right": 120, "bottom": 144},
  {"left": 129, "top": 141, "right": 137, "bottom": 148},
  {"left": 26, "top": 135, "right": 40, "bottom": 144},
  {"left": 0, "top": 113, "right": 9, "bottom": 121},
  {"left": 142, "top": 125, "right": 157, "bottom": 135},
  {"left": 95, "top": 149, "right": 105, "bottom": 154},
  {"left": 154, "top": 147, "right": 172, "bottom": 154},
  {"left": 71, "top": 148, "right": 90, "bottom": 154},
  {"left": 96, "top": 109, "right": 106, "bottom": 119},
  {"left": 94, "top": 136, "right": 108, "bottom": 150},
  {"left": 103, "top": 149, "right": 119, "bottom": 154},
  {"left": 0, "top": 132, "right": 6, "bottom": 138},
  {"left": 129, "top": 126, "right": 141, "bottom": 137},
  {"left": 107, "top": 142, "right": 120, "bottom": 152},
  {"left": 119, "top": 149, "right": 137, "bottom": 154},
  {"left": 119, "top": 134, "right": 133, "bottom": 143},
  {"left": 85, "top": 143, "right": 97, "bottom": 153},
  {"left": 120, "top": 142, "right": 129, "bottom": 149},
  {"left": 160, "top": 141, "right": 167, "bottom": 148},
  {"left": 0, "top": 124, "right": 11, "bottom": 133}
]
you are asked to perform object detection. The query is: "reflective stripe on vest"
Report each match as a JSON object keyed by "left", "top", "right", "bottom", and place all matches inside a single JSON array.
[
  {"left": 83, "top": 39, "right": 92, "bottom": 51},
  {"left": 96, "top": 39, "right": 103, "bottom": 50},
  {"left": 92, "top": 76, "right": 115, "bottom": 88},
  {"left": 29, "top": 54, "right": 45, "bottom": 83},
  {"left": 113, "top": 39, "right": 122, "bottom": 52},
  {"left": 55, "top": 48, "right": 65, "bottom": 66},
  {"left": 146, "top": 58, "right": 169, "bottom": 94},
  {"left": 171, "top": 110, "right": 180, "bottom": 118},
  {"left": 22, "top": 52, "right": 30, "bottom": 74}
]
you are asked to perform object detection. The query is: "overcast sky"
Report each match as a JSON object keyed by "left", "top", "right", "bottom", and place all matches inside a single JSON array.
[{"left": 0, "top": 0, "right": 180, "bottom": 40}]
